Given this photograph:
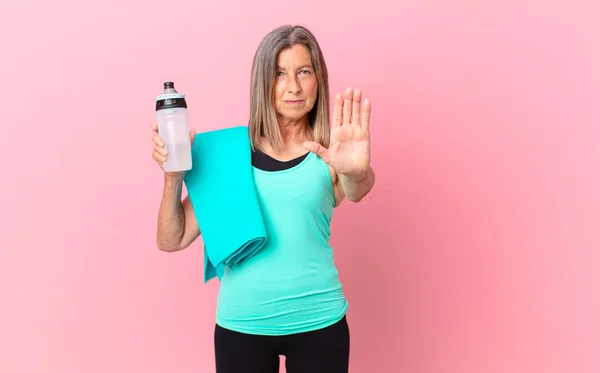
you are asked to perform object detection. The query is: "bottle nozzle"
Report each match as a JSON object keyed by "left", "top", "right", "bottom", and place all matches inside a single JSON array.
[{"left": 163, "top": 81, "right": 178, "bottom": 94}]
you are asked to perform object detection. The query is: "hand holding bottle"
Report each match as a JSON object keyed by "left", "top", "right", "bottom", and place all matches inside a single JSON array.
[{"left": 151, "top": 122, "right": 195, "bottom": 180}]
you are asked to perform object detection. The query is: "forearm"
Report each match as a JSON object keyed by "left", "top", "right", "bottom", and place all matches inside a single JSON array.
[
  {"left": 339, "top": 166, "right": 376, "bottom": 202},
  {"left": 156, "top": 176, "right": 186, "bottom": 251}
]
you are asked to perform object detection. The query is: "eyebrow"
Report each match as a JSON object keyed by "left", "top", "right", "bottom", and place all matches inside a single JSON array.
[{"left": 277, "top": 64, "right": 314, "bottom": 70}]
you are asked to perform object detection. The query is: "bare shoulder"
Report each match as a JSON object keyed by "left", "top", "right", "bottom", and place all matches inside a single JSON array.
[{"left": 328, "top": 165, "right": 345, "bottom": 207}]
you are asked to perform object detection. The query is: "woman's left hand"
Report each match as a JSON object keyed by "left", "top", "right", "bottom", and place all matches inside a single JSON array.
[{"left": 303, "top": 87, "right": 371, "bottom": 180}]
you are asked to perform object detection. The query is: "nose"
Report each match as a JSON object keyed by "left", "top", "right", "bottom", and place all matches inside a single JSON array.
[{"left": 286, "top": 75, "right": 301, "bottom": 94}]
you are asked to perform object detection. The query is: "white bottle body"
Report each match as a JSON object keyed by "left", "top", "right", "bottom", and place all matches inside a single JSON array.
[{"left": 156, "top": 107, "right": 192, "bottom": 172}]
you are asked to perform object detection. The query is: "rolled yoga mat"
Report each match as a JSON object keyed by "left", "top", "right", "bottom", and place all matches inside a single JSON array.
[{"left": 183, "top": 125, "right": 267, "bottom": 283}]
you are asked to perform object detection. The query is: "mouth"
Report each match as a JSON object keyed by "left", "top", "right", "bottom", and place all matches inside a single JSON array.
[{"left": 284, "top": 100, "right": 305, "bottom": 104}]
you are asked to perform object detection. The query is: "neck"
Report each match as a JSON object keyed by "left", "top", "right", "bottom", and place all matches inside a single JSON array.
[{"left": 277, "top": 116, "right": 311, "bottom": 146}]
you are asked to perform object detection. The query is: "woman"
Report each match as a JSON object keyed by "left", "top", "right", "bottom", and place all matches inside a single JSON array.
[{"left": 151, "top": 25, "right": 375, "bottom": 373}]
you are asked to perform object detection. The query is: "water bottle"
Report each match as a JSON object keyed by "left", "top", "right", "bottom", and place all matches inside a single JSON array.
[{"left": 155, "top": 81, "right": 192, "bottom": 172}]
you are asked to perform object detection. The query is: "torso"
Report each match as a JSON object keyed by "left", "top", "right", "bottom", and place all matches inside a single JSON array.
[
  {"left": 251, "top": 136, "right": 344, "bottom": 206},
  {"left": 214, "top": 145, "right": 348, "bottom": 336},
  {"left": 251, "top": 146, "right": 309, "bottom": 171}
]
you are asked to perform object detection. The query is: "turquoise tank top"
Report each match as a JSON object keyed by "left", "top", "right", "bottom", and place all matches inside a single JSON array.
[{"left": 215, "top": 151, "right": 348, "bottom": 335}]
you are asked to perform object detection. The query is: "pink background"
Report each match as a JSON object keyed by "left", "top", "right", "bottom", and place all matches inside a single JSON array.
[{"left": 1, "top": 0, "right": 599, "bottom": 372}]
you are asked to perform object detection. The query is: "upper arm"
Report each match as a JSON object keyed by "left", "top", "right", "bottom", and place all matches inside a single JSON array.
[{"left": 179, "top": 195, "right": 201, "bottom": 249}]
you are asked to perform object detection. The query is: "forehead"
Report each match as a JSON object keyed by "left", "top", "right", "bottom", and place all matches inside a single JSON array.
[{"left": 276, "top": 44, "right": 313, "bottom": 66}]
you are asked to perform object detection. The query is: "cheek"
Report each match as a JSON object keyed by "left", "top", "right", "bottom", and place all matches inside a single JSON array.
[
  {"left": 274, "top": 81, "right": 285, "bottom": 104},
  {"left": 307, "top": 80, "right": 318, "bottom": 102}
]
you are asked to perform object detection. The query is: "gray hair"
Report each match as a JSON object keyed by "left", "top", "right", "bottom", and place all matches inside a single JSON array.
[{"left": 248, "top": 25, "right": 331, "bottom": 151}]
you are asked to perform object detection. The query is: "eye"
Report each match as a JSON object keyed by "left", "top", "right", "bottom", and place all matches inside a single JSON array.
[
  {"left": 300, "top": 69, "right": 311, "bottom": 75},
  {"left": 276, "top": 71, "right": 285, "bottom": 76}
]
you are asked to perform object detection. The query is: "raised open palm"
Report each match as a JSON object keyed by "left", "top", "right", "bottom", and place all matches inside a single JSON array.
[{"left": 303, "top": 87, "right": 371, "bottom": 179}]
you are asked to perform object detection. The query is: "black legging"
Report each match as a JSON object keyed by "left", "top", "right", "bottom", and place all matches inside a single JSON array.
[{"left": 214, "top": 315, "right": 350, "bottom": 373}]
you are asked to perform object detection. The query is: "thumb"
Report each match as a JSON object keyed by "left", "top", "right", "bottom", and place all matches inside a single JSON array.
[
  {"left": 303, "top": 141, "right": 328, "bottom": 156},
  {"left": 190, "top": 130, "right": 196, "bottom": 146},
  {"left": 303, "top": 141, "right": 332, "bottom": 164}
]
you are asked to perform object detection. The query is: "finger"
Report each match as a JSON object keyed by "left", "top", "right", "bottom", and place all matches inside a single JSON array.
[
  {"left": 151, "top": 123, "right": 158, "bottom": 132},
  {"left": 152, "top": 134, "right": 164, "bottom": 147},
  {"left": 189, "top": 130, "right": 196, "bottom": 146},
  {"left": 361, "top": 98, "right": 371, "bottom": 131},
  {"left": 154, "top": 144, "right": 168, "bottom": 157},
  {"left": 152, "top": 150, "right": 167, "bottom": 164},
  {"left": 342, "top": 87, "right": 353, "bottom": 125},
  {"left": 352, "top": 89, "right": 362, "bottom": 126},
  {"left": 332, "top": 94, "right": 343, "bottom": 128}
]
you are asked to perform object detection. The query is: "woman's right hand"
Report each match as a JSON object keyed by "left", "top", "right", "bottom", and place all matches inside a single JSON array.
[{"left": 151, "top": 123, "right": 196, "bottom": 181}]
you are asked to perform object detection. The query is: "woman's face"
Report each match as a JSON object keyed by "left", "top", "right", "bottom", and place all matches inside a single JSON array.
[{"left": 273, "top": 44, "right": 318, "bottom": 123}]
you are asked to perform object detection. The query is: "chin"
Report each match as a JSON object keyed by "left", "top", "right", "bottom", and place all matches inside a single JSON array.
[{"left": 278, "top": 110, "right": 310, "bottom": 123}]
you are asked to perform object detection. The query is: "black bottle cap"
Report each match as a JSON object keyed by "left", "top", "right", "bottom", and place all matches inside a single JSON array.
[
  {"left": 156, "top": 81, "right": 187, "bottom": 111},
  {"left": 156, "top": 96, "right": 187, "bottom": 110}
]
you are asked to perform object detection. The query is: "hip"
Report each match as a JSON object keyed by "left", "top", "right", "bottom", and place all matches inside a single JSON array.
[
  {"left": 214, "top": 314, "right": 350, "bottom": 373},
  {"left": 216, "top": 280, "right": 348, "bottom": 336}
]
